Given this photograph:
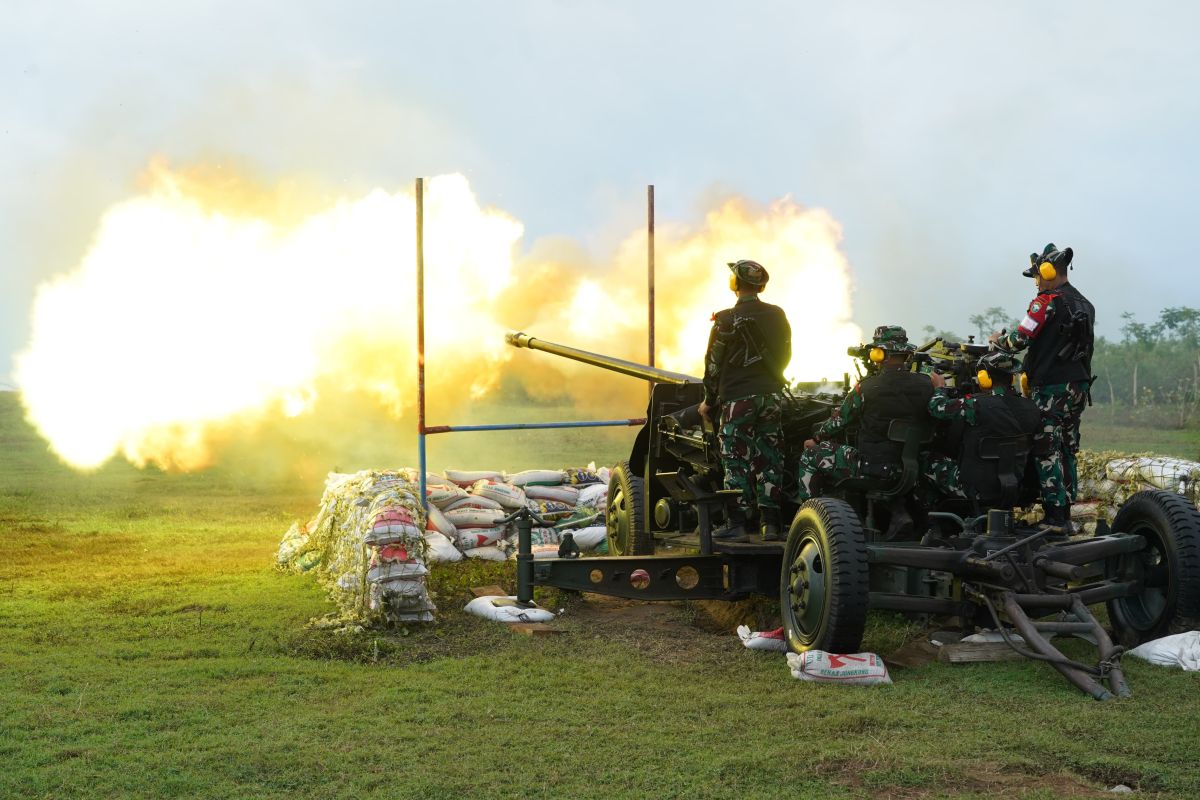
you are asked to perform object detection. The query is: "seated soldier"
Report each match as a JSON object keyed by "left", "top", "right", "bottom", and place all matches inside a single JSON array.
[
  {"left": 796, "top": 326, "right": 935, "bottom": 524},
  {"left": 922, "top": 351, "right": 1041, "bottom": 510}
]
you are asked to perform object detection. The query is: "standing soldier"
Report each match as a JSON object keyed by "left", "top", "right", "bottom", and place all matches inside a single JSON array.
[
  {"left": 796, "top": 325, "right": 934, "bottom": 535},
  {"left": 697, "top": 260, "right": 792, "bottom": 542},
  {"left": 992, "top": 243, "right": 1095, "bottom": 528}
]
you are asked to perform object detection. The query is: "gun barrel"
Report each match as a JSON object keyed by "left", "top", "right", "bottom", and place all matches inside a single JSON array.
[{"left": 505, "top": 331, "right": 699, "bottom": 385}]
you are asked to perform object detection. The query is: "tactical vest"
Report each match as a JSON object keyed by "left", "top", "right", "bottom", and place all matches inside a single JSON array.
[
  {"left": 959, "top": 391, "right": 1041, "bottom": 506},
  {"left": 713, "top": 298, "right": 791, "bottom": 402},
  {"left": 1024, "top": 283, "right": 1095, "bottom": 387},
  {"left": 857, "top": 369, "right": 934, "bottom": 464}
]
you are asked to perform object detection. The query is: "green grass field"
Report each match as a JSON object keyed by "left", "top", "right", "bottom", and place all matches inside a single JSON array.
[{"left": 2, "top": 392, "right": 1199, "bottom": 799}]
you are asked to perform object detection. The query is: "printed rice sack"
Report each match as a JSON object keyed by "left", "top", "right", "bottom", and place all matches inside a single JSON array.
[
  {"left": 737, "top": 625, "right": 788, "bottom": 652},
  {"left": 445, "top": 507, "right": 506, "bottom": 529},
  {"left": 472, "top": 479, "right": 528, "bottom": 509},
  {"left": 530, "top": 499, "right": 574, "bottom": 521},
  {"left": 525, "top": 484, "right": 579, "bottom": 505},
  {"left": 427, "top": 483, "right": 468, "bottom": 508},
  {"left": 506, "top": 469, "right": 565, "bottom": 487},
  {"left": 577, "top": 483, "right": 609, "bottom": 510},
  {"left": 444, "top": 495, "right": 503, "bottom": 512},
  {"left": 445, "top": 469, "right": 504, "bottom": 487},
  {"left": 564, "top": 467, "right": 603, "bottom": 486},
  {"left": 457, "top": 526, "right": 506, "bottom": 549},
  {"left": 464, "top": 546, "right": 509, "bottom": 562},
  {"left": 425, "top": 504, "right": 457, "bottom": 538},
  {"left": 464, "top": 595, "right": 555, "bottom": 623},
  {"left": 786, "top": 651, "right": 892, "bottom": 685},
  {"left": 532, "top": 544, "right": 561, "bottom": 560},
  {"left": 364, "top": 506, "right": 423, "bottom": 546}
]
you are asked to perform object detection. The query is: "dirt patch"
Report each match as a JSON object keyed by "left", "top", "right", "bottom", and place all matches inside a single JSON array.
[
  {"left": 820, "top": 759, "right": 1113, "bottom": 799},
  {"left": 554, "top": 593, "right": 737, "bottom": 665}
]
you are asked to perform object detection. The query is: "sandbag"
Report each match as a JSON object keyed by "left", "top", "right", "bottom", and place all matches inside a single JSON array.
[
  {"left": 577, "top": 483, "right": 609, "bottom": 510},
  {"left": 569, "top": 526, "right": 606, "bottom": 551},
  {"left": 507, "top": 469, "right": 565, "bottom": 487},
  {"left": 464, "top": 595, "right": 555, "bottom": 623},
  {"left": 457, "top": 526, "right": 506, "bottom": 549},
  {"left": 532, "top": 544, "right": 560, "bottom": 560},
  {"left": 445, "top": 469, "right": 504, "bottom": 487},
  {"left": 472, "top": 479, "right": 528, "bottom": 509},
  {"left": 525, "top": 484, "right": 579, "bottom": 505},
  {"left": 737, "top": 625, "right": 788, "bottom": 652},
  {"left": 364, "top": 507, "right": 423, "bottom": 546},
  {"left": 1127, "top": 631, "right": 1200, "bottom": 671},
  {"left": 443, "top": 495, "right": 503, "bottom": 512},
  {"left": 423, "top": 532, "right": 462, "bottom": 563},
  {"left": 445, "top": 507, "right": 506, "bottom": 529},
  {"left": 564, "top": 467, "right": 603, "bottom": 486},
  {"left": 529, "top": 499, "right": 574, "bottom": 521},
  {"left": 425, "top": 504, "right": 457, "bottom": 538},
  {"left": 786, "top": 651, "right": 892, "bottom": 685},
  {"left": 427, "top": 483, "right": 468, "bottom": 508},
  {"left": 464, "top": 546, "right": 509, "bottom": 562},
  {"left": 372, "top": 577, "right": 428, "bottom": 597}
]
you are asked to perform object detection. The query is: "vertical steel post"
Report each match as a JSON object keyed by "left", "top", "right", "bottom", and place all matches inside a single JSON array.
[
  {"left": 416, "top": 177, "right": 428, "bottom": 514},
  {"left": 647, "top": 184, "right": 656, "bottom": 375}
]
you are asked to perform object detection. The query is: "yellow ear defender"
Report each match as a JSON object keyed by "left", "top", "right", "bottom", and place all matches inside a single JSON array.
[
  {"left": 1038, "top": 261, "right": 1057, "bottom": 281},
  {"left": 1020, "top": 372, "right": 1030, "bottom": 396},
  {"left": 977, "top": 370, "right": 993, "bottom": 390},
  {"left": 729, "top": 274, "right": 739, "bottom": 291},
  {"left": 869, "top": 347, "right": 886, "bottom": 363}
]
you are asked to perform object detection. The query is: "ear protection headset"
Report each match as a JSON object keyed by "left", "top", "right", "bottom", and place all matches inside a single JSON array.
[
  {"left": 729, "top": 273, "right": 739, "bottom": 291},
  {"left": 1038, "top": 261, "right": 1057, "bottom": 281},
  {"left": 869, "top": 347, "right": 886, "bottom": 363},
  {"left": 976, "top": 369, "right": 993, "bottom": 390}
]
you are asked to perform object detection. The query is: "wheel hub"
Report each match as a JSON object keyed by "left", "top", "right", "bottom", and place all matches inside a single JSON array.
[{"left": 786, "top": 535, "right": 827, "bottom": 641}]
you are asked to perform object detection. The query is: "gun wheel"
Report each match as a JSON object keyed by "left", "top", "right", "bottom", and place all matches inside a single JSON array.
[
  {"left": 606, "top": 461, "right": 653, "bottom": 556},
  {"left": 1107, "top": 489, "right": 1200, "bottom": 648},
  {"left": 781, "top": 498, "right": 869, "bottom": 653}
]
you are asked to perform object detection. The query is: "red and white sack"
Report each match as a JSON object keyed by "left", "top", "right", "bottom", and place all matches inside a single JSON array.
[
  {"left": 506, "top": 469, "right": 565, "bottom": 487},
  {"left": 786, "top": 651, "right": 892, "bottom": 685},
  {"left": 457, "top": 526, "right": 506, "bottom": 549},
  {"left": 423, "top": 532, "right": 462, "bottom": 563},
  {"left": 427, "top": 483, "right": 468, "bottom": 508},
  {"left": 464, "top": 546, "right": 509, "bottom": 562},
  {"left": 445, "top": 507, "right": 506, "bottom": 529},
  {"left": 532, "top": 544, "right": 561, "bottom": 560},
  {"left": 443, "top": 495, "right": 503, "bottom": 512},
  {"left": 423, "top": 472, "right": 454, "bottom": 487},
  {"left": 445, "top": 469, "right": 504, "bottom": 488},
  {"left": 472, "top": 479, "right": 527, "bottom": 509},
  {"left": 737, "top": 625, "right": 788, "bottom": 652},
  {"left": 425, "top": 504, "right": 457, "bottom": 539},
  {"left": 364, "top": 507, "right": 423, "bottom": 545},
  {"left": 525, "top": 484, "right": 579, "bottom": 505},
  {"left": 464, "top": 595, "right": 555, "bottom": 623},
  {"left": 577, "top": 483, "right": 609, "bottom": 510}
]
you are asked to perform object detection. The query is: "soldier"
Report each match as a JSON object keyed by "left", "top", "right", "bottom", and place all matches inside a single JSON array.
[
  {"left": 992, "top": 243, "right": 1095, "bottom": 527},
  {"left": 796, "top": 326, "right": 934, "bottom": 535},
  {"left": 922, "top": 351, "right": 1041, "bottom": 506},
  {"left": 697, "top": 260, "right": 792, "bottom": 542}
]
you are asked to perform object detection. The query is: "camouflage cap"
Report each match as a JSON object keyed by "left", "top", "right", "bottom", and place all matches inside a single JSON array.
[
  {"left": 871, "top": 325, "right": 915, "bottom": 352},
  {"left": 978, "top": 350, "right": 1022, "bottom": 375},
  {"left": 727, "top": 259, "right": 769, "bottom": 287},
  {"left": 1022, "top": 242, "right": 1073, "bottom": 277}
]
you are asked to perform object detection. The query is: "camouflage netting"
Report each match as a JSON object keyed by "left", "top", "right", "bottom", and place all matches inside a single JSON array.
[
  {"left": 1070, "top": 450, "right": 1200, "bottom": 534},
  {"left": 277, "top": 464, "right": 612, "bottom": 627}
]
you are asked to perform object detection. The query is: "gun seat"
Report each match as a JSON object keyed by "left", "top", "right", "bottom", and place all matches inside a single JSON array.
[
  {"left": 834, "top": 419, "right": 933, "bottom": 500},
  {"left": 966, "top": 434, "right": 1032, "bottom": 509}
]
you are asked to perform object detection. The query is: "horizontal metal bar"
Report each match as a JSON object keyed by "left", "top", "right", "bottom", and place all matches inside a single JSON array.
[
  {"left": 869, "top": 592, "right": 969, "bottom": 616},
  {"left": 422, "top": 418, "right": 646, "bottom": 435}
]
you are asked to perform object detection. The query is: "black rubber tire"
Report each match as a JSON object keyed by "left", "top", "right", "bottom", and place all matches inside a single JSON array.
[
  {"left": 780, "top": 498, "right": 870, "bottom": 653},
  {"left": 1107, "top": 490, "right": 1200, "bottom": 648},
  {"left": 606, "top": 461, "right": 653, "bottom": 556}
]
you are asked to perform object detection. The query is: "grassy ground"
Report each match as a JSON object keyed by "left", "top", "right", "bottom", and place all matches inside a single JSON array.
[{"left": 3, "top": 393, "right": 1200, "bottom": 799}]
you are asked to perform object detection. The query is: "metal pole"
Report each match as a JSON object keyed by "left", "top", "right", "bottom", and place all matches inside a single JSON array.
[
  {"left": 647, "top": 184, "right": 655, "bottom": 375},
  {"left": 416, "top": 178, "right": 428, "bottom": 514}
]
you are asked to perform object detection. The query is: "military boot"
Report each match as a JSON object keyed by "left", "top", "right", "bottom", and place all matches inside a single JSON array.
[
  {"left": 712, "top": 506, "right": 750, "bottom": 542},
  {"left": 759, "top": 508, "right": 784, "bottom": 543},
  {"left": 1039, "top": 503, "right": 1071, "bottom": 536}
]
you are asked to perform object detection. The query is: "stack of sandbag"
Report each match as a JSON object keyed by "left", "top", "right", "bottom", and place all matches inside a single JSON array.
[
  {"left": 1071, "top": 451, "right": 1200, "bottom": 534},
  {"left": 276, "top": 470, "right": 436, "bottom": 625}
]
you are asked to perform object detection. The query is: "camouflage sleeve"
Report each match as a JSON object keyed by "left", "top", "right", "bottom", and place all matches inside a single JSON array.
[
  {"left": 702, "top": 316, "right": 725, "bottom": 406},
  {"left": 998, "top": 293, "right": 1056, "bottom": 351},
  {"left": 928, "top": 388, "right": 976, "bottom": 425},
  {"left": 815, "top": 383, "right": 863, "bottom": 440}
]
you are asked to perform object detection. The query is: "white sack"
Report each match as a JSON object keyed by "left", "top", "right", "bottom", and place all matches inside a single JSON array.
[
  {"left": 457, "top": 527, "right": 506, "bottom": 549},
  {"left": 737, "top": 625, "right": 789, "bottom": 652},
  {"left": 506, "top": 469, "right": 565, "bottom": 486},
  {"left": 464, "top": 546, "right": 509, "bottom": 562},
  {"left": 425, "top": 504, "right": 457, "bottom": 539},
  {"left": 445, "top": 508, "right": 507, "bottom": 528},
  {"left": 786, "top": 651, "right": 892, "bottom": 685},
  {"left": 473, "top": 480, "right": 528, "bottom": 509},
  {"left": 443, "top": 495, "right": 503, "bottom": 512},
  {"left": 445, "top": 469, "right": 504, "bottom": 487},
  {"left": 1127, "top": 631, "right": 1200, "bottom": 671},
  {"left": 569, "top": 526, "right": 607, "bottom": 551},
  {"left": 577, "top": 483, "right": 609, "bottom": 510},
  {"left": 423, "top": 532, "right": 462, "bottom": 563},
  {"left": 464, "top": 595, "right": 555, "bottom": 623},
  {"left": 525, "top": 484, "right": 579, "bottom": 504}
]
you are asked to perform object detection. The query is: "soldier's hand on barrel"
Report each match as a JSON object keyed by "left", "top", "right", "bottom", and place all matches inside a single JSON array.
[
  {"left": 929, "top": 371, "right": 946, "bottom": 389},
  {"left": 698, "top": 400, "right": 712, "bottom": 423},
  {"left": 803, "top": 438, "right": 816, "bottom": 449}
]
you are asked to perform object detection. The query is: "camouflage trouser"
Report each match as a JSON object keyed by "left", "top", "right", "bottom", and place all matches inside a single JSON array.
[
  {"left": 719, "top": 393, "right": 785, "bottom": 513},
  {"left": 795, "top": 441, "right": 860, "bottom": 500},
  {"left": 921, "top": 454, "right": 964, "bottom": 503},
  {"left": 1032, "top": 382, "right": 1089, "bottom": 509}
]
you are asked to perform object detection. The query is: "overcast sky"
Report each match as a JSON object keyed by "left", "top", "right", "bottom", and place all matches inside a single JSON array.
[{"left": 4, "top": 1, "right": 1198, "bottom": 386}]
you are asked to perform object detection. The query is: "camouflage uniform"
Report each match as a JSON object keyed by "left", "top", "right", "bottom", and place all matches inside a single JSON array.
[
  {"left": 719, "top": 393, "right": 786, "bottom": 512},
  {"left": 995, "top": 243, "right": 1095, "bottom": 513}
]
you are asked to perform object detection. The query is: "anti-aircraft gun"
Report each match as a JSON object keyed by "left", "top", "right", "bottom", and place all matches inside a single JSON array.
[{"left": 505, "top": 330, "right": 1200, "bottom": 700}]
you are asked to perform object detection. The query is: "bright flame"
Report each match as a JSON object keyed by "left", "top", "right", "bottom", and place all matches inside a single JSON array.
[{"left": 16, "top": 163, "right": 860, "bottom": 471}]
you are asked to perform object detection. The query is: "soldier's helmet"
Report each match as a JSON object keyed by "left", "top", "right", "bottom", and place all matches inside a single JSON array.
[
  {"left": 1022, "top": 242, "right": 1073, "bottom": 277},
  {"left": 727, "top": 260, "right": 769, "bottom": 287},
  {"left": 978, "top": 350, "right": 1022, "bottom": 376},
  {"left": 871, "top": 325, "right": 915, "bottom": 353}
]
